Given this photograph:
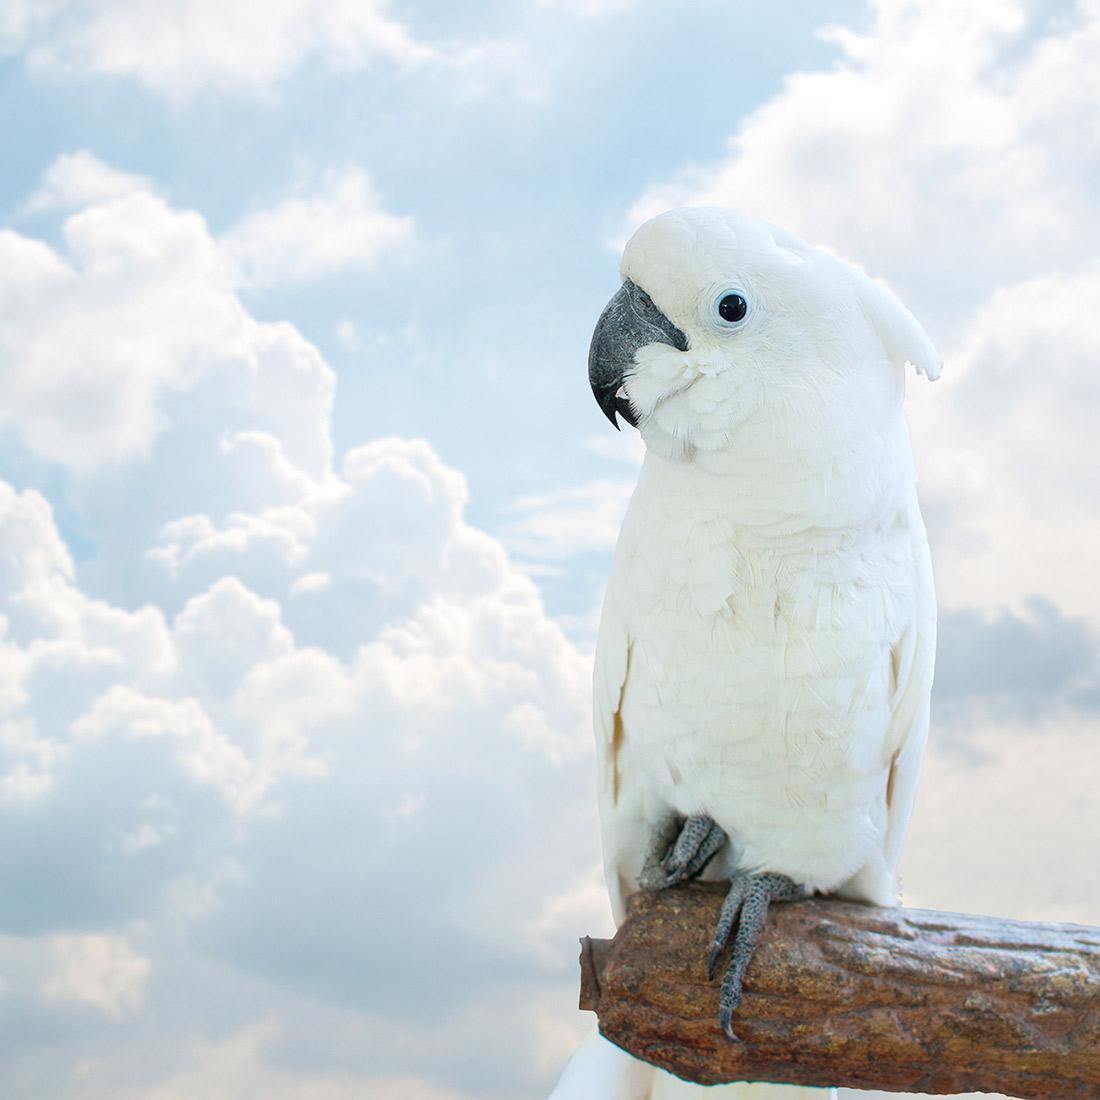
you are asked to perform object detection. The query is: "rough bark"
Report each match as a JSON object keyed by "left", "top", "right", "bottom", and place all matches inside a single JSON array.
[{"left": 579, "top": 882, "right": 1100, "bottom": 1098}]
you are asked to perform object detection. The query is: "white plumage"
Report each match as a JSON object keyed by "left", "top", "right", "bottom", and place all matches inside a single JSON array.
[{"left": 551, "top": 207, "right": 939, "bottom": 1099}]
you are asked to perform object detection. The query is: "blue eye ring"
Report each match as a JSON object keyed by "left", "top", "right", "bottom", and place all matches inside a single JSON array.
[{"left": 702, "top": 282, "right": 754, "bottom": 333}]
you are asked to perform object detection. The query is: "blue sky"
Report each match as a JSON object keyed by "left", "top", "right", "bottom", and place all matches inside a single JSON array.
[{"left": 0, "top": 2, "right": 1098, "bottom": 1098}]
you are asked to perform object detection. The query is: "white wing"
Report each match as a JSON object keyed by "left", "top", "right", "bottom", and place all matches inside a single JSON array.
[
  {"left": 883, "top": 526, "right": 937, "bottom": 876},
  {"left": 592, "top": 569, "right": 645, "bottom": 927},
  {"left": 839, "top": 520, "right": 936, "bottom": 906}
]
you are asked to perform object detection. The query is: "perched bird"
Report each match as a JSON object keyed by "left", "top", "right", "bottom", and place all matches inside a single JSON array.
[{"left": 550, "top": 207, "right": 939, "bottom": 1099}]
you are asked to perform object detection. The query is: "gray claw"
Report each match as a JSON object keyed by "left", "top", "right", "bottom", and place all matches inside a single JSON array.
[
  {"left": 719, "top": 1003, "right": 740, "bottom": 1042},
  {"left": 640, "top": 813, "right": 726, "bottom": 892},
  {"left": 709, "top": 871, "right": 807, "bottom": 1039}
]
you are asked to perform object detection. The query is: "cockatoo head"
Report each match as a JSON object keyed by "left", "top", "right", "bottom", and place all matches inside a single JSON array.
[{"left": 589, "top": 207, "right": 940, "bottom": 462}]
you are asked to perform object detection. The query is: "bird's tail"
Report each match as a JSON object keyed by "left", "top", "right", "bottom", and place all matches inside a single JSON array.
[{"left": 547, "top": 1028, "right": 835, "bottom": 1100}]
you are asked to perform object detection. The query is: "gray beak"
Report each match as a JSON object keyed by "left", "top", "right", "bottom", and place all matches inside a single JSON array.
[{"left": 588, "top": 280, "right": 688, "bottom": 429}]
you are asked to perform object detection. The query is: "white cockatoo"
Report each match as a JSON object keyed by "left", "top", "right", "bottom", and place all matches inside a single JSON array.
[{"left": 549, "top": 207, "right": 939, "bottom": 1099}]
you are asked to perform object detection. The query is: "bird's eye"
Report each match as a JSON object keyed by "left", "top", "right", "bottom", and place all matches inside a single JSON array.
[{"left": 718, "top": 293, "right": 748, "bottom": 324}]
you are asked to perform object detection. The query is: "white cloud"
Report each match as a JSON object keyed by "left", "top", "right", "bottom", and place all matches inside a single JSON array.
[
  {"left": 173, "top": 578, "right": 294, "bottom": 699},
  {"left": 584, "top": 431, "right": 645, "bottom": 467},
  {"left": 66, "top": 1017, "right": 516, "bottom": 1100},
  {"left": 44, "top": 933, "right": 150, "bottom": 1019},
  {"left": 0, "top": 1, "right": 65, "bottom": 50},
  {"left": 335, "top": 320, "right": 358, "bottom": 350},
  {"left": 901, "top": 710, "right": 1100, "bottom": 926},
  {"left": 906, "top": 262, "right": 1100, "bottom": 623},
  {"left": 10, "top": 0, "right": 538, "bottom": 102},
  {"left": 220, "top": 167, "right": 413, "bottom": 288},
  {"left": 27, "top": 0, "right": 435, "bottom": 97},
  {"left": 503, "top": 479, "right": 634, "bottom": 559},
  {"left": 23, "top": 149, "right": 152, "bottom": 212},
  {"left": 0, "top": 152, "right": 348, "bottom": 474},
  {"left": 0, "top": 184, "right": 241, "bottom": 470},
  {"left": 1, "top": 154, "right": 412, "bottom": 480},
  {"left": 0, "top": 155, "right": 599, "bottom": 1098},
  {"left": 0, "top": 438, "right": 599, "bottom": 1087},
  {"left": 501, "top": 431, "right": 647, "bottom": 565},
  {"left": 538, "top": 0, "right": 637, "bottom": 16}
]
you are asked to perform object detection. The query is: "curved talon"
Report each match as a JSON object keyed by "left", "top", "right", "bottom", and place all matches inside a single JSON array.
[
  {"left": 718, "top": 1002, "right": 741, "bottom": 1042},
  {"left": 706, "top": 943, "right": 722, "bottom": 981},
  {"left": 709, "top": 871, "right": 807, "bottom": 1039}
]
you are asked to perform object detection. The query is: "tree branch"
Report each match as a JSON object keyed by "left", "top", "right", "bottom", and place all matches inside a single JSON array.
[{"left": 579, "top": 882, "right": 1100, "bottom": 1098}]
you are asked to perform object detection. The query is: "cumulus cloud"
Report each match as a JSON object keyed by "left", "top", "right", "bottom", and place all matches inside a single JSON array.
[
  {"left": 0, "top": 440, "right": 600, "bottom": 1091},
  {"left": 7, "top": 0, "right": 538, "bottom": 102},
  {"left": 0, "top": 173, "right": 253, "bottom": 472},
  {"left": 22, "top": 150, "right": 152, "bottom": 212},
  {"left": 0, "top": 154, "right": 602, "bottom": 1099},
  {"left": 1, "top": 151, "right": 396, "bottom": 475},
  {"left": 220, "top": 167, "right": 413, "bottom": 288},
  {"left": 907, "top": 262, "right": 1100, "bottom": 624}
]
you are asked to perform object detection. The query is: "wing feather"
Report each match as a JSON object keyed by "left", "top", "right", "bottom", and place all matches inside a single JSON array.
[
  {"left": 592, "top": 582, "right": 645, "bottom": 925},
  {"left": 837, "top": 522, "right": 936, "bottom": 906}
]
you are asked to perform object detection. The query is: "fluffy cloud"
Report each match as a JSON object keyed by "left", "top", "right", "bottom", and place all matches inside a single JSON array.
[
  {"left": 0, "top": 176, "right": 254, "bottom": 471},
  {"left": 22, "top": 150, "right": 152, "bottom": 212},
  {"left": 220, "top": 167, "right": 413, "bottom": 288},
  {"left": 0, "top": 447, "right": 601, "bottom": 1091},
  {"left": 0, "top": 152, "right": 409, "bottom": 474},
  {"left": 907, "top": 262, "right": 1100, "bottom": 624},
  {"left": 0, "top": 157, "right": 602, "bottom": 1097},
  {"left": 6, "top": 0, "right": 537, "bottom": 102}
]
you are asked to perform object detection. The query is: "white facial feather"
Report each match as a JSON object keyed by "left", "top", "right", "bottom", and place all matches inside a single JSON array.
[{"left": 618, "top": 207, "right": 940, "bottom": 463}]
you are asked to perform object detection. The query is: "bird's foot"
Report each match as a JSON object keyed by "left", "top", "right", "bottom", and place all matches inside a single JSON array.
[
  {"left": 638, "top": 813, "right": 726, "bottom": 891},
  {"left": 707, "top": 871, "right": 808, "bottom": 1040}
]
